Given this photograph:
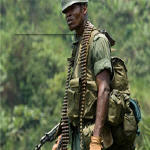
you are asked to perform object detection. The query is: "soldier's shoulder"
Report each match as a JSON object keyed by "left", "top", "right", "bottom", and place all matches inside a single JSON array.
[
  {"left": 93, "top": 31, "right": 108, "bottom": 42},
  {"left": 89, "top": 28, "right": 108, "bottom": 44}
]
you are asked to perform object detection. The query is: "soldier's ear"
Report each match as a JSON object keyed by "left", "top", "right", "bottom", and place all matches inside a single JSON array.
[{"left": 81, "top": 4, "right": 87, "bottom": 15}]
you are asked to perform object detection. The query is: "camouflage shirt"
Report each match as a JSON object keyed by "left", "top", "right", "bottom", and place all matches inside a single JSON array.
[
  {"left": 72, "top": 30, "right": 112, "bottom": 79},
  {"left": 67, "top": 28, "right": 112, "bottom": 125}
]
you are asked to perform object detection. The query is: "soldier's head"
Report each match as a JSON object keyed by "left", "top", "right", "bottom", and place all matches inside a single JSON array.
[{"left": 61, "top": 0, "right": 88, "bottom": 31}]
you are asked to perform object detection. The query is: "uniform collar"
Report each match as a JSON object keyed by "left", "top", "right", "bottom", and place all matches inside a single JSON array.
[{"left": 72, "top": 34, "right": 82, "bottom": 45}]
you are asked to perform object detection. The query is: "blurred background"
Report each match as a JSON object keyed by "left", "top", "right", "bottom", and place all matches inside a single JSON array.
[{"left": 0, "top": 0, "right": 150, "bottom": 149}]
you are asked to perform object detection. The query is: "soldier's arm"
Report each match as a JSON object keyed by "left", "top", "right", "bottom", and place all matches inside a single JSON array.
[
  {"left": 93, "top": 70, "right": 110, "bottom": 137},
  {"left": 90, "top": 33, "right": 112, "bottom": 150}
]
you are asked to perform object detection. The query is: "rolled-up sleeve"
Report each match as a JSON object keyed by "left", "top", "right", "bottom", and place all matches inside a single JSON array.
[{"left": 91, "top": 34, "right": 112, "bottom": 76}]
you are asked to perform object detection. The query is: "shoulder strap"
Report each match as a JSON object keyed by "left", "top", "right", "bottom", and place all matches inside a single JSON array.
[
  {"left": 100, "top": 29, "right": 115, "bottom": 46},
  {"left": 89, "top": 29, "right": 116, "bottom": 48},
  {"left": 89, "top": 29, "right": 99, "bottom": 44}
]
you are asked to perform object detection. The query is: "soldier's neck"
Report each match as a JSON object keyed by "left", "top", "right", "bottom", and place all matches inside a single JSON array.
[{"left": 75, "top": 19, "right": 87, "bottom": 36}]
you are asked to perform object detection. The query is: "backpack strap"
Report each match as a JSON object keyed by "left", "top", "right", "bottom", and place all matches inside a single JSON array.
[
  {"left": 100, "top": 29, "right": 115, "bottom": 46},
  {"left": 89, "top": 29, "right": 115, "bottom": 50}
]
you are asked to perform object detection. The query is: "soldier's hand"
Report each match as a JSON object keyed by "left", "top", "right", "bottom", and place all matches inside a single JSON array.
[
  {"left": 52, "top": 135, "right": 61, "bottom": 150},
  {"left": 90, "top": 136, "right": 103, "bottom": 150}
]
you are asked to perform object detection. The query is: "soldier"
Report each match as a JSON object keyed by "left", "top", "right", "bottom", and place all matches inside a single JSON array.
[
  {"left": 52, "top": 0, "right": 113, "bottom": 150},
  {"left": 53, "top": 0, "right": 136, "bottom": 150},
  {"left": 33, "top": 1, "right": 138, "bottom": 149}
]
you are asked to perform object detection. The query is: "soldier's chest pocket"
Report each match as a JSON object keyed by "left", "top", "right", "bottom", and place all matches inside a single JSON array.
[
  {"left": 67, "top": 78, "right": 97, "bottom": 119},
  {"left": 67, "top": 88, "right": 80, "bottom": 118},
  {"left": 67, "top": 78, "right": 81, "bottom": 118}
]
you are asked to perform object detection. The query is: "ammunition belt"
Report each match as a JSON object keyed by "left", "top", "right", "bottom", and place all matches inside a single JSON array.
[
  {"left": 79, "top": 21, "right": 94, "bottom": 150},
  {"left": 61, "top": 57, "right": 74, "bottom": 150},
  {"left": 61, "top": 21, "right": 94, "bottom": 150}
]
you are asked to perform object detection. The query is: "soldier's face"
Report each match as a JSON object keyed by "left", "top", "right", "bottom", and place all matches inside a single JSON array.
[{"left": 63, "top": 3, "right": 87, "bottom": 31}]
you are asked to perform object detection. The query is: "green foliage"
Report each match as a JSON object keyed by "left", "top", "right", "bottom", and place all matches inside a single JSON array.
[{"left": 0, "top": 0, "right": 150, "bottom": 149}]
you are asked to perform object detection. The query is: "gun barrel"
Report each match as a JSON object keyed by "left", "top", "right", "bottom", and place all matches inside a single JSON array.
[{"left": 34, "top": 123, "right": 61, "bottom": 150}]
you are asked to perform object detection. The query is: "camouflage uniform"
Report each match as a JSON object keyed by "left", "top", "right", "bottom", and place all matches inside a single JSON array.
[
  {"left": 61, "top": 1, "right": 136, "bottom": 150},
  {"left": 67, "top": 28, "right": 112, "bottom": 150},
  {"left": 68, "top": 28, "right": 136, "bottom": 150}
]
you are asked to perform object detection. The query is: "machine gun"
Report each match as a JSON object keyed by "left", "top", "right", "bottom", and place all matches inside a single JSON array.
[{"left": 34, "top": 123, "right": 62, "bottom": 150}]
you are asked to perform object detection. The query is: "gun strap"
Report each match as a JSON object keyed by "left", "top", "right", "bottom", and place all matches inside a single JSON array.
[{"left": 79, "top": 21, "right": 94, "bottom": 150}]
